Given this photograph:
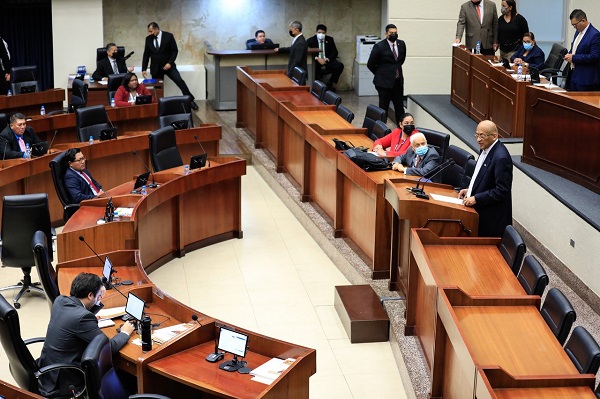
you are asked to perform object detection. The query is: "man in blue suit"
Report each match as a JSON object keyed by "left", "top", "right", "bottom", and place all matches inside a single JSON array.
[
  {"left": 565, "top": 9, "right": 600, "bottom": 91},
  {"left": 63, "top": 148, "right": 104, "bottom": 204}
]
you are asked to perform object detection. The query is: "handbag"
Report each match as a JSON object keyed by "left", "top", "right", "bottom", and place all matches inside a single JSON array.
[{"left": 332, "top": 138, "right": 354, "bottom": 151}]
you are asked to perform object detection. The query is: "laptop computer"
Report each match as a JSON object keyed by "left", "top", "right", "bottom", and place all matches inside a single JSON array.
[
  {"left": 249, "top": 43, "right": 279, "bottom": 50},
  {"left": 100, "top": 127, "right": 118, "bottom": 141},
  {"left": 125, "top": 292, "right": 145, "bottom": 321},
  {"left": 132, "top": 171, "right": 150, "bottom": 190},
  {"left": 135, "top": 95, "right": 152, "bottom": 105},
  {"left": 30, "top": 141, "right": 48, "bottom": 157},
  {"left": 171, "top": 120, "right": 189, "bottom": 130},
  {"left": 190, "top": 154, "right": 207, "bottom": 170}
]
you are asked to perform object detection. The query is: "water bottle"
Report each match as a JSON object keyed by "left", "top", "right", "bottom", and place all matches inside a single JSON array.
[
  {"left": 113, "top": 211, "right": 119, "bottom": 221},
  {"left": 6, "top": 90, "right": 11, "bottom": 97},
  {"left": 25, "top": 143, "right": 31, "bottom": 159},
  {"left": 475, "top": 41, "right": 481, "bottom": 54},
  {"left": 40, "top": 105, "right": 46, "bottom": 116},
  {"left": 110, "top": 97, "right": 116, "bottom": 107},
  {"left": 89, "top": 77, "right": 94, "bottom": 84},
  {"left": 517, "top": 65, "right": 523, "bottom": 81},
  {"left": 141, "top": 185, "right": 147, "bottom": 195},
  {"left": 184, "top": 165, "right": 190, "bottom": 175},
  {"left": 89, "top": 136, "right": 94, "bottom": 145}
]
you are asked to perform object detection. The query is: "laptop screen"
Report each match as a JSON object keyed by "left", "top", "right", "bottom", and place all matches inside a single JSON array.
[
  {"left": 217, "top": 327, "right": 248, "bottom": 358},
  {"left": 102, "top": 256, "right": 113, "bottom": 282},
  {"left": 125, "top": 292, "right": 145, "bottom": 321}
]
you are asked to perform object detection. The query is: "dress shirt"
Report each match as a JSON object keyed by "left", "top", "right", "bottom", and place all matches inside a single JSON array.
[
  {"left": 74, "top": 168, "right": 99, "bottom": 196},
  {"left": 291, "top": 32, "right": 302, "bottom": 46},
  {"left": 467, "top": 139, "right": 498, "bottom": 197}
]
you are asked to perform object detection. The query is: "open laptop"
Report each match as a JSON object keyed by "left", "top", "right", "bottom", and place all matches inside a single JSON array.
[
  {"left": 100, "top": 127, "right": 118, "bottom": 141},
  {"left": 190, "top": 154, "right": 207, "bottom": 170},
  {"left": 135, "top": 95, "right": 152, "bottom": 105},
  {"left": 125, "top": 292, "right": 145, "bottom": 322},
  {"left": 20, "top": 84, "right": 36, "bottom": 94},
  {"left": 30, "top": 141, "right": 48, "bottom": 157},
  {"left": 133, "top": 171, "right": 150, "bottom": 190}
]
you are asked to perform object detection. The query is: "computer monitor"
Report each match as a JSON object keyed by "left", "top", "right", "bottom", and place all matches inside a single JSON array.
[
  {"left": 102, "top": 255, "right": 113, "bottom": 283},
  {"left": 125, "top": 292, "right": 145, "bottom": 321},
  {"left": 135, "top": 95, "right": 152, "bottom": 105},
  {"left": 20, "top": 84, "right": 36, "bottom": 94},
  {"left": 190, "top": 154, "right": 207, "bottom": 170},
  {"left": 30, "top": 141, "right": 48, "bottom": 157},
  {"left": 217, "top": 327, "right": 248, "bottom": 358}
]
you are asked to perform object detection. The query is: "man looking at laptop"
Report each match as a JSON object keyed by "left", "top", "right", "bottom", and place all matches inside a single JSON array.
[
  {"left": 64, "top": 148, "right": 105, "bottom": 203},
  {"left": 0, "top": 112, "right": 44, "bottom": 159}
]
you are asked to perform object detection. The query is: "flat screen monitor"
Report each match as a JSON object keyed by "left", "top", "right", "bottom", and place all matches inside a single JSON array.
[
  {"left": 133, "top": 171, "right": 150, "bottom": 190},
  {"left": 100, "top": 127, "right": 117, "bottom": 141},
  {"left": 135, "top": 95, "right": 152, "bottom": 105},
  {"left": 30, "top": 141, "right": 48, "bottom": 157},
  {"left": 102, "top": 256, "right": 113, "bottom": 282},
  {"left": 217, "top": 327, "right": 248, "bottom": 358},
  {"left": 125, "top": 292, "right": 145, "bottom": 321},
  {"left": 190, "top": 154, "right": 207, "bottom": 170}
]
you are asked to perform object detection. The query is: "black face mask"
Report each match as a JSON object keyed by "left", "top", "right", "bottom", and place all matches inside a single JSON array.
[
  {"left": 403, "top": 124, "right": 415, "bottom": 135},
  {"left": 289, "top": 30, "right": 295, "bottom": 38},
  {"left": 388, "top": 33, "right": 398, "bottom": 42}
]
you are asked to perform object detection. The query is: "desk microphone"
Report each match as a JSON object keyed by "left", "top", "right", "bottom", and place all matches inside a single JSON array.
[
  {"left": 132, "top": 150, "right": 157, "bottom": 188},
  {"left": 410, "top": 158, "right": 455, "bottom": 200},
  {"left": 205, "top": 323, "right": 225, "bottom": 363},
  {"left": 191, "top": 314, "right": 202, "bottom": 327},
  {"left": 193, "top": 134, "right": 210, "bottom": 167},
  {"left": 1, "top": 142, "right": 7, "bottom": 169},
  {"left": 48, "top": 130, "right": 58, "bottom": 153},
  {"left": 123, "top": 51, "right": 134, "bottom": 61}
]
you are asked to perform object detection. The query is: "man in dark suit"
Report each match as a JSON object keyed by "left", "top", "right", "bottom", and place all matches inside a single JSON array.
[
  {"left": 307, "top": 24, "right": 344, "bottom": 91},
  {"left": 0, "top": 36, "right": 10, "bottom": 95},
  {"left": 245, "top": 30, "right": 274, "bottom": 49},
  {"left": 565, "top": 9, "right": 600, "bottom": 92},
  {"left": 63, "top": 148, "right": 104, "bottom": 204},
  {"left": 38, "top": 273, "right": 135, "bottom": 396},
  {"left": 91, "top": 43, "right": 133, "bottom": 82},
  {"left": 142, "top": 22, "right": 198, "bottom": 110},
  {"left": 276, "top": 20, "right": 308, "bottom": 78},
  {"left": 391, "top": 132, "right": 441, "bottom": 181},
  {"left": 459, "top": 121, "right": 513, "bottom": 237},
  {"left": 367, "top": 24, "right": 406, "bottom": 124},
  {"left": 455, "top": 0, "right": 498, "bottom": 55},
  {"left": 0, "top": 112, "right": 43, "bottom": 159}
]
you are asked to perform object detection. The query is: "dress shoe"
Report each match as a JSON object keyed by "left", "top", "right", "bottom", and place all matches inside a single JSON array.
[{"left": 190, "top": 101, "right": 199, "bottom": 111}]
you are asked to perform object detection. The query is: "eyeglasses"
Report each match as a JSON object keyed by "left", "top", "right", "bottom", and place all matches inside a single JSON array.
[
  {"left": 572, "top": 20, "right": 582, "bottom": 28},
  {"left": 474, "top": 133, "right": 493, "bottom": 139},
  {"left": 72, "top": 157, "right": 86, "bottom": 163}
]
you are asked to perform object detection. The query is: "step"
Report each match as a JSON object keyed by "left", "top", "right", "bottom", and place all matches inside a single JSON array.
[{"left": 334, "top": 285, "right": 389, "bottom": 343}]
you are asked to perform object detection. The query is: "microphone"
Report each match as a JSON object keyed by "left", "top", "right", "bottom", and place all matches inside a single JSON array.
[
  {"left": 78, "top": 235, "right": 105, "bottom": 267},
  {"left": 132, "top": 150, "right": 157, "bottom": 188},
  {"left": 48, "top": 129, "right": 58, "bottom": 153},
  {"left": 124, "top": 51, "right": 134, "bottom": 61},
  {"left": 191, "top": 314, "right": 202, "bottom": 327},
  {"left": 1, "top": 141, "right": 7, "bottom": 169},
  {"left": 411, "top": 158, "right": 456, "bottom": 200},
  {"left": 205, "top": 323, "right": 225, "bottom": 363},
  {"left": 106, "top": 112, "right": 116, "bottom": 129},
  {"left": 408, "top": 158, "right": 453, "bottom": 194}
]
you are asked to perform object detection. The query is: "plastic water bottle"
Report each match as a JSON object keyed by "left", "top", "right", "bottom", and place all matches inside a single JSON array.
[
  {"left": 89, "top": 77, "right": 94, "bottom": 84},
  {"left": 110, "top": 97, "right": 116, "bottom": 107},
  {"left": 475, "top": 41, "right": 481, "bottom": 54},
  {"left": 40, "top": 105, "right": 46, "bottom": 115},
  {"left": 25, "top": 143, "right": 31, "bottom": 159},
  {"left": 6, "top": 90, "right": 11, "bottom": 97},
  {"left": 517, "top": 65, "right": 523, "bottom": 81},
  {"left": 184, "top": 165, "right": 190, "bottom": 175},
  {"left": 141, "top": 185, "right": 147, "bottom": 195},
  {"left": 89, "top": 136, "right": 94, "bottom": 145},
  {"left": 113, "top": 211, "right": 119, "bottom": 221}
]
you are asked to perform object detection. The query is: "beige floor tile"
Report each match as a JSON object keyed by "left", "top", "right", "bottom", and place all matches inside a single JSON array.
[
  {"left": 309, "top": 374, "right": 354, "bottom": 399},
  {"left": 315, "top": 306, "right": 349, "bottom": 340},
  {"left": 345, "top": 371, "right": 407, "bottom": 399},
  {"left": 333, "top": 342, "right": 399, "bottom": 375},
  {"left": 313, "top": 347, "right": 344, "bottom": 377}
]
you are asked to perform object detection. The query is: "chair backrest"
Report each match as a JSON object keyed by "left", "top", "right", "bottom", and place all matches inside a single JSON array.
[
  {"left": 49, "top": 151, "right": 80, "bottom": 221},
  {"left": 0, "top": 113, "right": 7, "bottom": 132},
  {"left": 462, "top": 157, "right": 476, "bottom": 189},
  {"left": 96, "top": 46, "right": 125, "bottom": 62},
  {"left": 107, "top": 73, "right": 127, "bottom": 105},
  {"left": 322, "top": 90, "right": 342, "bottom": 108},
  {"left": 310, "top": 80, "right": 327, "bottom": 101},
  {"left": 2, "top": 193, "right": 53, "bottom": 267},
  {"left": 336, "top": 104, "right": 354, "bottom": 123},
  {"left": 76, "top": 105, "right": 110, "bottom": 142},
  {"left": 10, "top": 66, "right": 39, "bottom": 94},
  {"left": 81, "top": 334, "right": 129, "bottom": 399},
  {"left": 70, "top": 79, "right": 89, "bottom": 113},
  {"left": 441, "top": 145, "right": 475, "bottom": 189},
  {"left": 417, "top": 127, "right": 450, "bottom": 162},
  {"left": 369, "top": 120, "right": 391, "bottom": 141},
  {"left": 540, "top": 288, "right": 576, "bottom": 345},
  {"left": 517, "top": 255, "right": 549, "bottom": 296},
  {"left": 362, "top": 105, "right": 386, "bottom": 138},
  {"left": 291, "top": 66, "right": 307, "bottom": 85},
  {"left": 149, "top": 126, "right": 183, "bottom": 172},
  {"left": 158, "top": 95, "right": 194, "bottom": 129},
  {"left": 498, "top": 225, "right": 526, "bottom": 275},
  {"left": 542, "top": 43, "right": 568, "bottom": 72},
  {"left": 32, "top": 230, "right": 59, "bottom": 309},
  {"left": 564, "top": 326, "right": 600, "bottom": 375}
]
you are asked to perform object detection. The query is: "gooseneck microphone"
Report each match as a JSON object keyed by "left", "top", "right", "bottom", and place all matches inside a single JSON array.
[
  {"left": 48, "top": 130, "right": 58, "bottom": 153},
  {"left": 411, "top": 158, "right": 456, "bottom": 200},
  {"left": 191, "top": 314, "right": 202, "bottom": 327},
  {"left": 132, "top": 150, "right": 157, "bottom": 188},
  {"left": 79, "top": 235, "right": 105, "bottom": 267},
  {"left": 193, "top": 135, "right": 210, "bottom": 168}
]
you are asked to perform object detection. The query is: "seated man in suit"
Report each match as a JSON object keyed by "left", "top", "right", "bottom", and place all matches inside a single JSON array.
[
  {"left": 245, "top": 30, "right": 274, "bottom": 49},
  {"left": 391, "top": 132, "right": 441, "bottom": 181},
  {"left": 38, "top": 273, "right": 135, "bottom": 397},
  {"left": 92, "top": 42, "right": 134, "bottom": 82},
  {"left": 0, "top": 112, "right": 43, "bottom": 159},
  {"left": 63, "top": 148, "right": 105, "bottom": 203},
  {"left": 307, "top": 24, "right": 345, "bottom": 91}
]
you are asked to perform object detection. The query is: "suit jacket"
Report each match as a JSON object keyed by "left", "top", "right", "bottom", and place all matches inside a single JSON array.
[
  {"left": 510, "top": 44, "right": 545, "bottom": 70},
  {"left": 456, "top": 0, "right": 498, "bottom": 50},
  {"left": 307, "top": 34, "right": 339, "bottom": 61},
  {"left": 245, "top": 38, "right": 274, "bottom": 50},
  {"left": 470, "top": 140, "right": 513, "bottom": 237},
  {"left": 0, "top": 125, "right": 42, "bottom": 159},
  {"left": 64, "top": 167, "right": 102, "bottom": 204},
  {"left": 37, "top": 295, "right": 129, "bottom": 396},
  {"left": 367, "top": 38, "right": 406, "bottom": 89},
  {"left": 142, "top": 30, "right": 179, "bottom": 77},
  {"left": 91, "top": 56, "right": 128, "bottom": 81},
  {"left": 279, "top": 34, "right": 308, "bottom": 77},
  {"left": 569, "top": 23, "right": 600, "bottom": 88},
  {"left": 392, "top": 145, "right": 441, "bottom": 181}
]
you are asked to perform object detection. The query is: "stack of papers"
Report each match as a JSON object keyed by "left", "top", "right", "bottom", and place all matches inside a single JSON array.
[
  {"left": 115, "top": 207, "right": 134, "bottom": 217},
  {"left": 250, "top": 358, "right": 295, "bottom": 385},
  {"left": 97, "top": 306, "right": 126, "bottom": 319},
  {"left": 131, "top": 323, "right": 193, "bottom": 346}
]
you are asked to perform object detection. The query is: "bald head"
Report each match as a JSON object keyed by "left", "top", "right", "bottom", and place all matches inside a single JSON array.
[
  {"left": 478, "top": 120, "right": 498, "bottom": 135},
  {"left": 475, "top": 120, "right": 499, "bottom": 150}
]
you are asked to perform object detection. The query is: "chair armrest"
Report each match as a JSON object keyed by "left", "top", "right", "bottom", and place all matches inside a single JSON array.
[
  {"left": 539, "top": 67, "right": 559, "bottom": 76},
  {"left": 130, "top": 395, "right": 173, "bottom": 399},
  {"left": 35, "top": 364, "right": 86, "bottom": 398},
  {"left": 23, "top": 337, "right": 45, "bottom": 346}
]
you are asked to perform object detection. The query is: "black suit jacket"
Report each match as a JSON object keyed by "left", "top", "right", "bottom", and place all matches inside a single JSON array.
[
  {"left": 470, "top": 141, "right": 513, "bottom": 237},
  {"left": 367, "top": 38, "right": 406, "bottom": 89},
  {"left": 307, "top": 34, "right": 339, "bottom": 61},
  {"left": 91, "top": 56, "right": 128, "bottom": 81},
  {"left": 64, "top": 167, "right": 102, "bottom": 204},
  {"left": 392, "top": 146, "right": 441, "bottom": 181},
  {"left": 142, "top": 30, "right": 179, "bottom": 77},
  {"left": 279, "top": 34, "right": 308, "bottom": 77},
  {"left": 0, "top": 125, "right": 42, "bottom": 159},
  {"left": 37, "top": 295, "right": 129, "bottom": 396}
]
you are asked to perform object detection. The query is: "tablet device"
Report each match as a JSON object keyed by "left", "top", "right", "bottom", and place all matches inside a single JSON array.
[
  {"left": 100, "top": 127, "right": 118, "bottom": 141},
  {"left": 125, "top": 292, "right": 145, "bottom": 321}
]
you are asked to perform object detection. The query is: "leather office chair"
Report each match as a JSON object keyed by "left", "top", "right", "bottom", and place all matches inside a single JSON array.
[
  {"left": 310, "top": 80, "right": 327, "bottom": 101},
  {"left": 49, "top": 151, "right": 80, "bottom": 222},
  {"left": 362, "top": 105, "right": 386, "bottom": 139},
  {"left": 417, "top": 127, "right": 450, "bottom": 162},
  {"left": 10, "top": 66, "right": 39, "bottom": 94},
  {"left": 0, "top": 194, "right": 52, "bottom": 309},
  {"left": 539, "top": 43, "right": 568, "bottom": 79},
  {"left": 462, "top": 157, "right": 477, "bottom": 189},
  {"left": 336, "top": 105, "right": 354, "bottom": 123},
  {"left": 107, "top": 73, "right": 127, "bottom": 105},
  {"left": 96, "top": 46, "right": 125, "bottom": 62},
  {"left": 563, "top": 326, "right": 600, "bottom": 374},
  {"left": 291, "top": 66, "right": 307, "bottom": 85},
  {"left": 517, "top": 255, "right": 549, "bottom": 297},
  {"left": 369, "top": 120, "right": 391, "bottom": 141},
  {"left": 322, "top": 90, "right": 342, "bottom": 108},
  {"left": 498, "top": 225, "right": 526, "bottom": 275},
  {"left": 32, "top": 231, "right": 59, "bottom": 310},
  {"left": 0, "top": 113, "right": 7, "bottom": 132},
  {"left": 540, "top": 288, "right": 576, "bottom": 346},
  {"left": 158, "top": 95, "right": 194, "bottom": 129},
  {"left": 149, "top": 126, "right": 183, "bottom": 172},
  {"left": 441, "top": 145, "right": 475, "bottom": 190},
  {"left": 75, "top": 105, "right": 111, "bottom": 142},
  {"left": 0, "top": 293, "right": 85, "bottom": 397},
  {"left": 69, "top": 78, "right": 88, "bottom": 113}
]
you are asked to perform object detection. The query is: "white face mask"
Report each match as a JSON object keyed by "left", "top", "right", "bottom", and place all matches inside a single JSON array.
[{"left": 316, "top": 33, "right": 325, "bottom": 41}]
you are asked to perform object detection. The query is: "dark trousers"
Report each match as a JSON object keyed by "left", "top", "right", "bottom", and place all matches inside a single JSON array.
[
  {"left": 316, "top": 60, "right": 344, "bottom": 84},
  {"left": 0, "top": 72, "right": 9, "bottom": 95},
  {"left": 155, "top": 67, "right": 194, "bottom": 100},
  {"left": 376, "top": 78, "right": 404, "bottom": 124}
]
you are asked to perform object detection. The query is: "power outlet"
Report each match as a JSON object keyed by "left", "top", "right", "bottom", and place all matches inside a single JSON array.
[{"left": 570, "top": 239, "right": 575, "bottom": 248}]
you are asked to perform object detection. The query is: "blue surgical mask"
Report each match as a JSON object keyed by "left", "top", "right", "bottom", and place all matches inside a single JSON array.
[
  {"left": 414, "top": 146, "right": 428, "bottom": 157},
  {"left": 523, "top": 42, "right": 533, "bottom": 51}
]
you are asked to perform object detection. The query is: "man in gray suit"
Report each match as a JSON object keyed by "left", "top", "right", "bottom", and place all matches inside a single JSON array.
[
  {"left": 455, "top": 0, "right": 499, "bottom": 55},
  {"left": 37, "top": 273, "right": 135, "bottom": 396}
]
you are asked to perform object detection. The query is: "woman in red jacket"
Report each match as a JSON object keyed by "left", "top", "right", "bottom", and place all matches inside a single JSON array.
[
  {"left": 372, "top": 113, "right": 418, "bottom": 157},
  {"left": 114, "top": 73, "right": 155, "bottom": 107}
]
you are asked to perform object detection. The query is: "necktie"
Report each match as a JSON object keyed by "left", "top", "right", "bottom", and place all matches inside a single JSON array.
[
  {"left": 112, "top": 59, "right": 118, "bottom": 74},
  {"left": 392, "top": 43, "right": 399, "bottom": 78},
  {"left": 17, "top": 136, "right": 26, "bottom": 152},
  {"left": 476, "top": 5, "right": 482, "bottom": 24},
  {"left": 414, "top": 156, "right": 421, "bottom": 168},
  {"left": 81, "top": 171, "right": 99, "bottom": 194},
  {"left": 571, "top": 33, "right": 583, "bottom": 69},
  {"left": 154, "top": 36, "right": 159, "bottom": 49}
]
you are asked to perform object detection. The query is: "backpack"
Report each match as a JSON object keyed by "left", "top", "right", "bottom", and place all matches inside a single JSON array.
[{"left": 344, "top": 148, "right": 391, "bottom": 171}]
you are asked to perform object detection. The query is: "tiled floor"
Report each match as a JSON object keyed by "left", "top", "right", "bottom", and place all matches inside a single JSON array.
[{"left": 0, "top": 166, "right": 407, "bottom": 398}]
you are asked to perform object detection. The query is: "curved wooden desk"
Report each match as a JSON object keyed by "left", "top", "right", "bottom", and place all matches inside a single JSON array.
[
  {"left": 67, "top": 80, "right": 164, "bottom": 108},
  {"left": 0, "top": 89, "right": 65, "bottom": 115}
]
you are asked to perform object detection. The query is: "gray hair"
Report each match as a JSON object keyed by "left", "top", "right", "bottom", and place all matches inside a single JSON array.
[
  {"left": 289, "top": 21, "right": 303, "bottom": 32},
  {"left": 409, "top": 132, "right": 426, "bottom": 145}
]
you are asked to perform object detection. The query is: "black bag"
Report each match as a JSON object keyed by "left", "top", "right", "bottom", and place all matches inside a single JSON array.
[
  {"left": 344, "top": 148, "right": 391, "bottom": 171},
  {"left": 333, "top": 138, "right": 354, "bottom": 151}
]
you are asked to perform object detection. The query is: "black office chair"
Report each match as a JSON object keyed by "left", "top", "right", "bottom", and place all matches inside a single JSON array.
[
  {"left": 540, "top": 288, "right": 576, "bottom": 346},
  {"left": 96, "top": 46, "right": 125, "bottom": 62},
  {"left": 517, "top": 255, "right": 549, "bottom": 297},
  {"left": 69, "top": 78, "right": 88, "bottom": 113},
  {"left": 291, "top": 66, "right": 307, "bottom": 85},
  {"left": 32, "top": 231, "right": 59, "bottom": 310},
  {"left": 75, "top": 105, "right": 111, "bottom": 142},
  {"left": 336, "top": 105, "right": 354, "bottom": 123},
  {"left": 322, "top": 90, "right": 342, "bottom": 108},
  {"left": 0, "top": 293, "right": 85, "bottom": 397},
  {"left": 441, "top": 145, "right": 475, "bottom": 190},
  {"left": 498, "top": 225, "right": 526, "bottom": 275},
  {"left": 310, "top": 80, "right": 327, "bottom": 101},
  {"left": 158, "top": 95, "right": 194, "bottom": 129},
  {"left": 539, "top": 43, "right": 568, "bottom": 79},
  {"left": 49, "top": 151, "right": 80, "bottom": 222},
  {"left": 369, "top": 120, "right": 391, "bottom": 141},
  {"left": 0, "top": 194, "right": 52, "bottom": 309},
  {"left": 563, "top": 326, "right": 600, "bottom": 375},
  {"left": 107, "top": 73, "right": 127, "bottom": 105},
  {"left": 149, "top": 126, "right": 183, "bottom": 172},
  {"left": 0, "top": 113, "right": 7, "bottom": 132},
  {"left": 362, "top": 105, "right": 386, "bottom": 139},
  {"left": 595, "top": 380, "right": 600, "bottom": 399},
  {"left": 417, "top": 127, "right": 450, "bottom": 162},
  {"left": 10, "top": 66, "right": 39, "bottom": 94}
]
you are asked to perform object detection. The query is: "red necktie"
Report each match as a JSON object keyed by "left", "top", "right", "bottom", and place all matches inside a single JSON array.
[
  {"left": 81, "top": 172, "right": 99, "bottom": 193},
  {"left": 414, "top": 156, "right": 421, "bottom": 168}
]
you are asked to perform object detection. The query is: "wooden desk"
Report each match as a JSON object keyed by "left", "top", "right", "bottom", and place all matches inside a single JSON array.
[
  {"left": 0, "top": 89, "right": 65, "bottom": 115},
  {"left": 0, "top": 380, "right": 44, "bottom": 399},
  {"left": 67, "top": 80, "right": 164, "bottom": 107}
]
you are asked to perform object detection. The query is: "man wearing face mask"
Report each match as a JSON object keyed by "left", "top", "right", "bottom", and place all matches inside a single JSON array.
[
  {"left": 92, "top": 43, "right": 134, "bottom": 82},
  {"left": 307, "top": 24, "right": 344, "bottom": 91},
  {"left": 564, "top": 9, "right": 600, "bottom": 92},
  {"left": 455, "top": 0, "right": 499, "bottom": 56},
  {"left": 276, "top": 20, "right": 308, "bottom": 78},
  {"left": 391, "top": 132, "right": 441, "bottom": 181},
  {"left": 367, "top": 24, "right": 406, "bottom": 124},
  {"left": 38, "top": 273, "right": 135, "bottom": 396}
]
